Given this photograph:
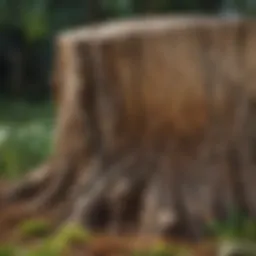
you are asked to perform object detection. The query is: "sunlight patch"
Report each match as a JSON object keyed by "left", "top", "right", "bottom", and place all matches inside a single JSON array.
[{"left": 0, "top": 126, "right": 10, "bottom": 146}]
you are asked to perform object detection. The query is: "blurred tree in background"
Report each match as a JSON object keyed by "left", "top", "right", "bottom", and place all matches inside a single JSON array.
[{"left": 0, "top": 0, "right": 255, "bottom": 101}]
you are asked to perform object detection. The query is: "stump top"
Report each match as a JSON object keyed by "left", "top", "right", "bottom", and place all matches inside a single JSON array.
[{"left": 57, "top": 15, "right": 253, "bottom": 43}]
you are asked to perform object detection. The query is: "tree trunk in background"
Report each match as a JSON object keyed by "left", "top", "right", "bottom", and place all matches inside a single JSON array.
[{"left": 2, "top": 15, "right": 256, "bottom": 240}]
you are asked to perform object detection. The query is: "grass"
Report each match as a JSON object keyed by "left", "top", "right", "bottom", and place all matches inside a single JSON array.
[
  {"left": 0, "top": 221, "right": 186, "bottom": 256},
  {"left": 132, "top": 243, "right": 189, "bottom": 256},
  {"left": 19, "top": 219, "right": 52, "bottom": 238},
  {"left": 0, "top": 99, "right": 54, "bottom": 179},
  {"left": 209, "top": 210, "right": 256, "bottom": 241},
  {"left": 0, "top": 222, "right": 92, "bottom": 256}
]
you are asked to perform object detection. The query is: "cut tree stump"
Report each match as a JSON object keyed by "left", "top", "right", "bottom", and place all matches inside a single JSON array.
[{"left": 2, "top": 15, "right": 256, "bottom": 240}]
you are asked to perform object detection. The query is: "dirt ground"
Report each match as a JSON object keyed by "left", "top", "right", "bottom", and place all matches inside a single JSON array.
[{"left": 0, "top": 180, "right": 220, "bottom": 256}]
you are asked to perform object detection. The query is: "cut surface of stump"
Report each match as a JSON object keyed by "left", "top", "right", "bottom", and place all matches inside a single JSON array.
[{"left": 2, "top": 15, "right": 256, "bottom": 240}]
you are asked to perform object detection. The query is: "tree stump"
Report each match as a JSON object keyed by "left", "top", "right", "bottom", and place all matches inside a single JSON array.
[{"left": 2, "top": 15, "right": 256, "bottom": 239}]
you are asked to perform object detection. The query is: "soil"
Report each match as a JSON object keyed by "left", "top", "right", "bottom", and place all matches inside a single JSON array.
[{"left": 0, "top": 180, "right": 218, "bottom": 256}]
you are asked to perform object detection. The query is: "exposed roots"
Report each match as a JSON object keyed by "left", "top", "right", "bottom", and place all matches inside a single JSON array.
[
  {"left": 0, "top": 90, "right": 254, "bottom": 240},
  {"left": 1, "top": 132, "right": 254, "bottom": 241},
  {"left": 65, "top": 150, "right": 155, "bottom": 232},
  {"left": 0, "top": 157, "right": 77, "bottom": 213},
  {"left": 0, "top": 147, "right": 190, "bottom": 239},
  {"left": 1, "top": 118, "right": 255, "bottom": 241},
  {"left": 1, "top": 162, "right": 52, "bottom": 204}
]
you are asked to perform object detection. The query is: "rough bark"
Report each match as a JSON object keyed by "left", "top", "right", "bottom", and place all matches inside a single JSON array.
[{"left": 2, "top": 15, "right": 256, "bottom": 240}]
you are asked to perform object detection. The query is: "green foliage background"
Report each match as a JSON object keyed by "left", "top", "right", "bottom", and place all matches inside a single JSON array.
[
  {"left": 0, "top": 0, "right": 255, "bottom": 177},
  {"left": 0, "top": 0, "right": 255, "bottom": 100}
]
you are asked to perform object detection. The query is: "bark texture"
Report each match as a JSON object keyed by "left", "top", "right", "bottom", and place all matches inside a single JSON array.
[{"left": 2, "top": 15, "right": 256, "bottom": 239}]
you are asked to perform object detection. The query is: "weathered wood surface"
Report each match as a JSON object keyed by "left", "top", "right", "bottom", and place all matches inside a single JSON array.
[{"left": 3, "top": 15, "right": 256, "bottom": 239}]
